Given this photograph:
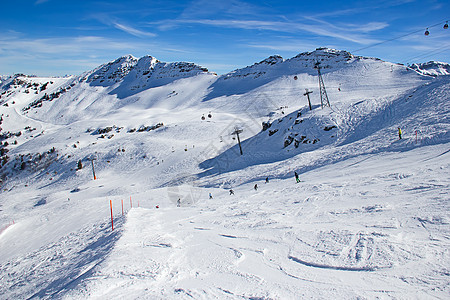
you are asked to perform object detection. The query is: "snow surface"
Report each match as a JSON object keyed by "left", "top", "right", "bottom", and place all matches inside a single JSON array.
[{"left": 0, "top": 48, "right": 449, "bottom": 299}]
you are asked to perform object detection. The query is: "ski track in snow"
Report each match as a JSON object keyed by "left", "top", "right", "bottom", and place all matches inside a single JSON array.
[{"left": 0, "top": 217, "right": 125, "bottom": 299}]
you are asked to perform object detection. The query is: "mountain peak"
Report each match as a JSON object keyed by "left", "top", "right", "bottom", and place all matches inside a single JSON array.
[
  {"left": 293, "top": 48, "right": 353, "bottom": 61},
  {"left": 85, "top": 55, "right": 138, "bottom": 85},
  {"left": 257, "top": 55, "right": 284, "bottom": 65}
]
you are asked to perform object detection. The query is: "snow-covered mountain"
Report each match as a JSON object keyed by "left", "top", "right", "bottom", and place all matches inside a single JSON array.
[
  {"left": 409, "top": 60, "right": 450, "bottom": 76},
  {"left": 0, "top": 48, "right": 449, "bottom": 299},
  {"left": 84, "top": 55, "right": 211, "bottom": 92}
]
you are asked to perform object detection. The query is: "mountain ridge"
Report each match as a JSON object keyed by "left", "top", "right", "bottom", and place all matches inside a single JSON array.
[{"left": 409, "top": 60, "right": 450, "bottom": 76}]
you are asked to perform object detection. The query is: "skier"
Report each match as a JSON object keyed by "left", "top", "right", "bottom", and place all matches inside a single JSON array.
[
  {"left": 177, "top": 198, "right": 181, "bottom": 207},
  {"left": 254, "top": 184, "right": 258, "bottom": 191},
  {"left": 294, "top": 171, "right": 300, "bottom": 183},
  {"left": 209, "top": 193, "right": 213, "bottom": 199},
  {"left": 265, "top": 177, "right": 269, "bottom": 184},
  {"left": 229, "top": 189, "right": 234, "bottom": 195},
  {"left": 398, "top": 127, "right": 402, "bottom": 139}
]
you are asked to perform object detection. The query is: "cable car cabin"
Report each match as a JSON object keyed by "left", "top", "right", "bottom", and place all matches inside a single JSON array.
[
  {"left": 201, "top": 115, "right": 205, "bottom": 120},
  {"left": 208, "top": 113, "right": 212, "bottom": 118},
  {"left": 444, "top": 22, "right": 449, "bottom": 29},
  {"left": 424, "top": 28, "right": 430, "bottom": 36}
]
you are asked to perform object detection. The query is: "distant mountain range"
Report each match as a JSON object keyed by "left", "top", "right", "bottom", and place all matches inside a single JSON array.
[{"left": 408, "top": 61, "right": 450, "bottom": 76}]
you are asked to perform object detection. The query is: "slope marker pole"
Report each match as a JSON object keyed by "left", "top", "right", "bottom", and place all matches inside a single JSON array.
[
  {"left": 110, "top": 200, "right": 114, "bottom": 231},
  {"left": 91, "top": 159, "right": 97, "bottom": 180}
]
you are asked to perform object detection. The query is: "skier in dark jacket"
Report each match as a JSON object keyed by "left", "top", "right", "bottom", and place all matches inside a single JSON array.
[
  {"left": 254, "top": 184, "right": 258, "bottom": 191},
  {"left": 294, "top": 171, "right": 300, "bottom": 183},
  {"left": 229, "top": 189, "right": 234, "bottom": 195}
]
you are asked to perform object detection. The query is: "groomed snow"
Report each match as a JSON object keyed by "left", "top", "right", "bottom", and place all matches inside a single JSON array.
[{"left": 60, "top": 144, "right": 449, "bottom": 299}]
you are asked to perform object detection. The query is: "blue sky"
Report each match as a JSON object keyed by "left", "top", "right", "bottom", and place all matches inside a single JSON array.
[{"left": 0, "top": 0, "right": 448, "bottom": 76}]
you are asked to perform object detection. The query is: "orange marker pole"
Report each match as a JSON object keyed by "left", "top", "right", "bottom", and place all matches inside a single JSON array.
[
  {"left": 121, "top": 199, "right": 124, "bottom": 216},
  {"left": 91, "top": 160, "right": 97, "bottom": 180},
  {"left": 110, "top": 200, "right": 114, "bottom": 231},
  {"left": 130, "top": 196, "right": 132, "bottom": 208},
  {"left": 138, "top": 200, "right": 140, "bottom": 207}
]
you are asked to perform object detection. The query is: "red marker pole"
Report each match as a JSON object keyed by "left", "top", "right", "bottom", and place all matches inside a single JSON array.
[
  {"left": 91, "top": 160, "right": 97, "bottom": 180},
  {"left": 121, "top": 199, "right": 124, "bottom": 216},
  {"left": 130, "top": 196, "right": 132, "bottom": 208},
  {"left": 110, "top": 200, "right": 114, "bottom": 231}
]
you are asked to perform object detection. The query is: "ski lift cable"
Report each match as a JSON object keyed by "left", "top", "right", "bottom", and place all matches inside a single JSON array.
[
  {"left": 404, "top": 45, "right": 450, "bottom": 64},
  {"left": 405, "top": 49, "right": 449, "bottom": 66},
  {"left": 352, "top": 20, "right": 448, "bottom": 53}
]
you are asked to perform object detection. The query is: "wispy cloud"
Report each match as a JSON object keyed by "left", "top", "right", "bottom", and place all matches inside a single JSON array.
[
  {"left": 303, "top": 16, "right": 389, "bottom": 34},
  {"left": 246, "top": 41, "right": 318, "bottom": 52},
  {"left": 310, "top": 0, "right": 414, "bottom": 18},
  {"left": 157, "top": 18, "right": 380, "bottom": 45},
  {"left": 0, "top": 36, "right": 134, "bottom": 56},
  {"left": 308, "top": 7, "right": 368, "bottom": 18},
  {"left": 0, "top": 34, "right": 197, "bottom": 75},
  {"left": 35, "top": 0, "right": 50, "bottom": 4},
  {"left": 145, "top": 0, "right": 387, "bottom": 45},
  {"left": 88, "top": 13, "right": 157, "bottom": 38},
  {"left": 180, "top": 0, "right": 264, "bottom": 19},
  {"left": 350, "top": 22, "right": 389, "bottom": 33},
  {"left": 113, "top": 22, "right": 156, "bottom": 38}
]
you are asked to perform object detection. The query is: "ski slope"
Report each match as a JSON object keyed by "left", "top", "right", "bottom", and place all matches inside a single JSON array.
[{"left": 0, "top": 48, "right": 449, "bottom": 299}]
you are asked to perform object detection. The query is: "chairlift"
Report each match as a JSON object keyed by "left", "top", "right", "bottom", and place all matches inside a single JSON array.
[
  {"left": 444, "top": 21, "right": 449, "bottom": 29},
  {"left": 424, "top": 28, "right": 430, "bottom": 36}
]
